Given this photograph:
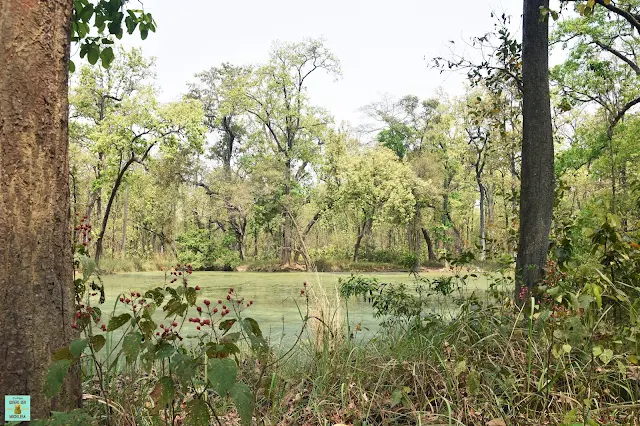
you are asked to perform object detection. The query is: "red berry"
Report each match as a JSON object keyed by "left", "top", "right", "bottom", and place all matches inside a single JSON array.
[
  {"left": 303, "top": 282, "right": 307, "bottom": 287},
  {"left": 204, "top": 300, "right": 210, "bottom": 306},
  {"left": 156, "top": 332, "right": 160, "bottom": 336},
  {"left": 226, "top": 295, "right": 231, "bottom": 301},
  {"left": 213, "top": 308, "right": 218, "bottom": 313},
  {"left": 197, "top": 306, "right": 202, "bottom": 312},
  {"left": 218, "top": 299, "right": 222, "bottom": 304},
  {"left": 172, "top": 321, "right": 178, "bottom": 327},
  {"left": 125, "top": 298, "right": 131, "bottom": 304},
  {"left": 249, "top": 300, "right": 253, "bottom": 305},
  {"left": 222, "top": 305, "right": 227, "bottom": 310},
  {"left": 229, "top": 288, "right": 234, "bottom": 292},
  {"left": 195, "top": 286, "right": 201, "bottom": 290},
  {"left": 71, "top": 323, "right": 77, "bottom": 329},
  {"left": 160, "top": 324, "right": 165, "bottom": 329},
  {"left": 203, "top": 319, "right": 211, "bottom": 325},
  {"left": 301, "top": 290, "right": 305, "bottom": 295},
  {"left": 120, "top": 297, "right": 124, "bottom": 302},
  {"left": 196, "top": 326, "right": 201, "bottom": 330}
]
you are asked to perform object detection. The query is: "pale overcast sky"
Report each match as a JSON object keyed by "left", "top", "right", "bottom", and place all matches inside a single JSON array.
[{"left": 120, "top": 0, "right": 524, "bottom": 126}]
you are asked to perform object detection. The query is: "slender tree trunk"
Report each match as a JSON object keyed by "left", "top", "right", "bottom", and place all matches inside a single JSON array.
[
  {"left": 280, "top": 159, "right": 294, "bottom": 265},
  {"left": 121, "top": 184, "right": 129, "bottom": 256},
  {"left": 353, "top": 217, "right": 373, "bottom": 262},
  {"left": 253, "top": 227, "right": 258, "bottom": 258},
  {"left": 516, "top": 0, "right": 554, "bottom": 302},
  {"left": 0, "top": 0, "right": 81, "bottom": 419},
  {"left": 95, "top": 160, "right": 133, "bottom": 265},
  {"left": 478, "top": 182, "right": 487, "bottom": 261},
  {"left": 421, "top": 228, "right": 436, "bottom": 261}
]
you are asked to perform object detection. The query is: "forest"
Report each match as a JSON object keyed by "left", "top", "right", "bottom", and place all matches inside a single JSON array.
[{"left": 2, "top": 0, "right": 640, "bottom": 425}]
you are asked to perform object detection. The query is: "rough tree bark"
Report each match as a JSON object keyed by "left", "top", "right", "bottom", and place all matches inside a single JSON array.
[
  {"left": 0, "top": 0, "right": 81, "bottom": 419},
  {"left": 515, "top": 0, "right": 555, "bottom": 302}
]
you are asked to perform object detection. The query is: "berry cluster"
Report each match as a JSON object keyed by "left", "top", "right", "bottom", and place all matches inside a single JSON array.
[
  {"left": 74, "top": 214, "right": 92, "bottom": 246},
  {"left": 300, "top": 281, "right": 308, "bottom": 296},
  {"left": 71, "top": 303, "right": 106, "bottom": 331},
  {"left": 168, "top": 263, "right": 193, "bottom": 284},
  {"left": 189, "top": 288, "right": 253, "bottom": 331},
  {"left": 119, "top": 291, "right": 152, "bottom": 314},
  {"left": 157, "top": 322, "right": 183, "bottom": 341}
]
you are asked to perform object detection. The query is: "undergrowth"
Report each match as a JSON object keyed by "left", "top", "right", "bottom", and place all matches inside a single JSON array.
[{"left": 31, "top": 217, "right": 640, "bottom": 425}]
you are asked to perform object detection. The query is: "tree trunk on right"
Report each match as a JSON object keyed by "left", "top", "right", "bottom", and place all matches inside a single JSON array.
[{"left": 516, "top": 0, "right": 554, "bottom": 303}]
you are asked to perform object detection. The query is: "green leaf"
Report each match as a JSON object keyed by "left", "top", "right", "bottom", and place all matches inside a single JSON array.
[
  {"left": 466, "top": 369, "right": 480, "bottom": 396},
  {"left": 390, "top": 388, "right": 403, "bottom": 407},
  {"left": 87, "top": 44, "right": 100, "bottom": 65},
  {"left": 219, "top": 318, "right": 237, "bottom": 333},
  {"left": 172, "top": 353, "right": 199, "bottom": 385},
  {"left": 89, "top": 335, "right": 106, "bottom": 352},
  {"left": 207, "top": 357, "right": 238, "bottom": 396},
  {"left": 69, "top": 60, "right": 76, "bottom": 73},
  {"left": 149, "top": 376, "right": 174, "bottom": 412},
  {"left": 599, "top": 349, "right": 614, "bottom": 365},
  {"left": 230, "top": 382, "right": 254, "bottom": 426},
  {"left": 123, "top": 332, "right": 142, "bottom": 364},
  {"left": 143, "top": 303, "right": 156, "bottom": 319},
  {"left": 185, "top": 287, "right": 197, "bottom": 305},
  {"left": 562, "top": 344, "right": 572, "bottom": 354},
  {"left": 155, "top": 341, "right": 175, "bottom": 359},
  {"left": 139, "top": 319, "right": 157, "bottom": 338},
  {"left": 52, "top": 347, "right": 74, "bottom": 361},
  {"left": 593, "top": 346, "right": 603, "bottom": 357},
  {"left": 454, "top": 359, "right": 466, "bottom": 377},
  {"left": 220, "top": 332, "right": 241, "bottom": 344},
  {"left": 242, "top": 317, "right": 263, "bottom": 337},
  {"left": 164, "top": 299, "right": 188, "bottom": 318},
  {"left": 108, "top": 313, "right": 131, "bottom": 331},
  {"left": 69, "top": 338, "right": 88, "bottom": 357},
  {"left": 100, "top": 46, "right": 114, "bottom": 68},
  {"left": 184, "top": 399, "right": 210, "bottom": 426},
  {"left": 44, "top": 359, "right": 73, "bottom": 397},
  {"left": 79, "top": 4, "right": 94, "bottom": 22}
]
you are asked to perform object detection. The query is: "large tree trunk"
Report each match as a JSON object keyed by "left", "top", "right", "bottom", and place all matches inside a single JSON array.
[
  {"left": 0, "top": 0, "right": 81, "bottom": 419},
  {"left": 516, "top": 0, "right": 554, "bottom": 302}
]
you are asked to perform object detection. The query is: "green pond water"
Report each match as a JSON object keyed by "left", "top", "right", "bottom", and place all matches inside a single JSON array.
[{"left": 90, "top": 271, "right": 490, "bottom": 351}]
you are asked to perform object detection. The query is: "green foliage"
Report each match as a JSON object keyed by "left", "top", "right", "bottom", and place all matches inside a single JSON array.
[
  {"left": 71, "top": 0, "right": 156, "bottom": 70},
  {"left": 176, "top": 228, "right": 241, "bottom": 271}
]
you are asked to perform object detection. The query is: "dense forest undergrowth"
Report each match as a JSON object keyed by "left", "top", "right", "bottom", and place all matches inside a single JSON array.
[{"left": 44, "top": 229, "right": 640, "bottom": 425}]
